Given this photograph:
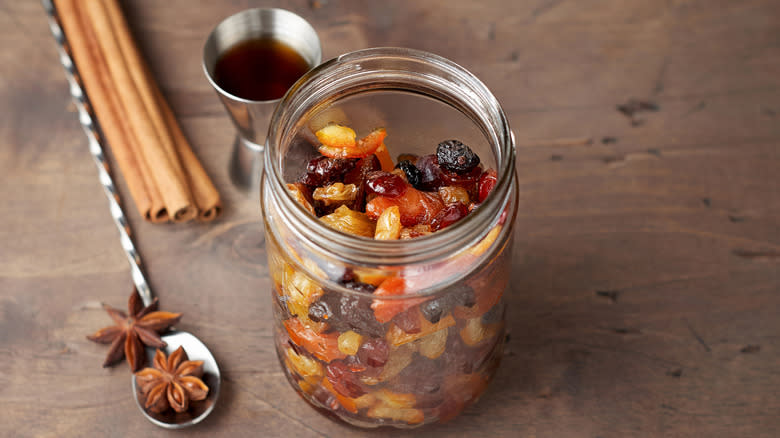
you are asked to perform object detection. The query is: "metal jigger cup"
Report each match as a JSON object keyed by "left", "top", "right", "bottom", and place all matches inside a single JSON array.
[{"left": 202, "top": 8, "right": 321, "bottom": 192}]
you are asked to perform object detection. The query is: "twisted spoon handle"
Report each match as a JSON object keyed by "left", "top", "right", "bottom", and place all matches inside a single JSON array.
[{"left": 43, "top": 0, "right": 154, "bottom": 307}]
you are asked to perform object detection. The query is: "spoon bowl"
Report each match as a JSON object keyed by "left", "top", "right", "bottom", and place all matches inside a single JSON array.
[{"left": 132, "top": 331, "right": 221, "bottom": 429}]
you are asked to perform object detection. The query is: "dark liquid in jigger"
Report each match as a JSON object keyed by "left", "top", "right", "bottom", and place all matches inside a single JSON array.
[{"left": 213, "top": 38, "right": 310, "bottom": 101}]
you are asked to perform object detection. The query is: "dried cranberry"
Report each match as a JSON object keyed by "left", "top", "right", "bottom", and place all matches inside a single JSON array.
[
  {"left": 356, "top": 338, "right": 389, "bottom": 368},
  {"left": 326, "top": 360, "right": 366, "bottom": 397},
  {"left": 430, "top": 202, "right": 469, "bottom": 231},
  {"left": 478, "top": 169, "right": 497, "bottom": 203},
  {"left": 365, "top": 171, "right": 407, "bottom": 198},
  {"left": 395, "top": 160, "right": 423, "bottom": 189},
  {"left": 300, "top": 156, "right": 357, "bottom": 187},
  {"left": 343, "top": 155, "right": 381, "bottom": 211},
  {"left": 414, "top": 154, "right": 444, "bottom": 191},
  {"left": 436, "top": 139, "right": 480, "bottom": 174},
  {"left": 441, "top": 165, "right": 482, "bottom": 198},
  {"left": 392, "top": 307, "right": 422, "bottom": 334}
]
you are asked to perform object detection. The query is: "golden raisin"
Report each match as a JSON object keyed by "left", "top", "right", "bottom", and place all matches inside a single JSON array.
[
  {"left": 286, "top": 183, "right": 315, "bottom": 215},
  {"left": 285, "top": 346, "right": 323, "bottom": 384},
  {"left": 374, "top": 206, "right": 401, "bottom": 240},
  {"left": 337, "top": 330, "right": 363, "bottom": 356},
  {"left": 313, "top": 182, "right": 358, "bottom": 206},
  {"left": 438, "top": 186, "right": 470, "bottom": 205},
  {"left": 320, "top": 205, "right": 376, "bottom": 238}
]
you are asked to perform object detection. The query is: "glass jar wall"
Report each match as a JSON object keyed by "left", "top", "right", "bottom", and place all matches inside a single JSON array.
[{"left": 261, "top": 48, "right": 517, "bottom": 428}]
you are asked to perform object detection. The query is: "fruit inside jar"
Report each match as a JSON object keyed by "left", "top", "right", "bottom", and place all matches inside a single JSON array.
[{"left": 265, "top": 113, "right": 512, "bottom": 428}]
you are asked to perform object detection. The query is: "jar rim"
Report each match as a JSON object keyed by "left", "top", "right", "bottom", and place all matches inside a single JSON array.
[{"left": 263, "top": 47, "right": 515, "bottom": 268}]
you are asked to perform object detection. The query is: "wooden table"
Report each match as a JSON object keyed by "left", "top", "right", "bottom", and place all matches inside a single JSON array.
[{"left": 2, "top": 1, "right": 778, "bottom": 436}]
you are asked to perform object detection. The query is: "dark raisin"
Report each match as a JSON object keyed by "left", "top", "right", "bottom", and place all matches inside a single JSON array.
[
  {"left": 430, "top": 202, "right": 469, "bottom": 231},
  {"left": 419, "top": 299, "right": 444, "bottom": 324},
  {"left": 437, "top": 139, "right": 480, "bottom": 174},
  {"left": 396, "top": 160, "right": 423, "bottom": 189},
  {"left": 326, "top": 360, "right": 366, "bottom": 397},
  {"left": 300, "top": 156, "right": 357, "bottom": 186},
  {"left": 309, "top": 286, "right": 384, "bottom": 337},
  {"left": 420, "top": 284, "right": 476, "bottom": 323},
  {"left": 344, "top": 155, "right": 381, "bottom": 211},
  {"left": 414, "top": 154, "right": 444, "bottom": 191},
  {"left": 366, "top": 171, "right": 407, "bottom": 198},
  {"left": 356, "top": 338, "right": 389, "bottom": 368}
]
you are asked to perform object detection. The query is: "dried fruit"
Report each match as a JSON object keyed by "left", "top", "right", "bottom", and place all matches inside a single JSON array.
[
  {"left": 395, "top": 160, "right": 423, "bottom": 189},
  {"left": 437, "top": 139, "right": 480, "bottom": 174},
  {"left": 459, "top": 316, "right": 500, "bottom": 346},
  {"left": 284, "top": 317, "right": 346, "bottom": 363},
  {"left": 374, "top": 142, "right": 395, "bottom": 172},
  {"left": 430, "top": 202, "right": 469, "bottom": 231},
  {"left": 337, "top": 330, "right": 363, "bottom": 356},
  {"left": 414, "top": 154, "right": 444, "bottom": 191},
  {"left": 313, "top": 182, "right": 358, "bottom": 206},
  {"left": 400, "top": 224, "right": 433, "bottom": 239},
  {"left": 478, "top": 169, "right": 497, "bottom": 203},
  {"left": 370, "top": 277, "right": 429, "bottom": 323},
  {"left": 283, "top": 259, "right": 325, "bottom": 325},
  {"left": 87, "top": 289, "right": 182, "bottom": 371},
  {"left": 286, "top": 183, "right": 316, "bottom": 214},
  {"left": 367, "top": 389, "right": 424, "bottom": 424},
  {"left": 386, "top": 311, "right": 455, "bottom": 347},
  {"left": 356, "top": 337, "right": 390, "bottom": 368},
  {"left": 308, "top": 284, "right": 385, "bottom": 338},
  {"left": 326, "top": 360, "right": 366, "bottom": 397},
  {"left": 366, "top": 187, "right": 444, "bottom": 227},
  {"left": 319, "top": 128, "right": 387, "bottom": 159},
  {"left": 438, "top": 186, "right": 470, "bottom": 205},
  {"left": 135, "top": 346, "right": 208, "bottom": 414},
  {"left": 344, "top": 155, "right": 382, "bottom": 211},
  {"left": 376, "top": 343, "right": 415, "bottom": 382},
  {"left": 441, "top": 165, "right": 483, "bottom": 198},
  {"left": 285, "top": 345, "right": 323, "bottom": 384},
  {"left": 321, "top": 377, "right": 359, "bottom": 413},
  {"left": 315, "top": 124, "right": 356, "bottom": 148},
  {"left": 366, "top": 171, "right": 407, "bottom": 198},
  {"left": 374, "top": 206, "right": 401, "bottom": 240},
  {"left": 320, "top": 205, "right": 376, "bottom": 237},
  {"left": 469, "top": 225, "right": 502, "bottom": 257},
  {"left": 300, "top": 156, "right": 357, "bottom": 187},
  {"left": 420, "top": 284, "right": 475, "bottom": 323},
  {"left": 416, "top": 327, "right": 448, "bottom": 359}
]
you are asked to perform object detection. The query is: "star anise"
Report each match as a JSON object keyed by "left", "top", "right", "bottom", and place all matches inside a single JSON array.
[
  {"left": 135, "top": 346, "right": 209, "bottom": 413},
  {"left": 87, "top": 289, "right": 182, "bottom": 371}
]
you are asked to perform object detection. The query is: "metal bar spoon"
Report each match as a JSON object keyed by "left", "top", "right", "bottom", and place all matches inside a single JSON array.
[{"left": 43, "top": 0, "right": 220, "bottom": 428}]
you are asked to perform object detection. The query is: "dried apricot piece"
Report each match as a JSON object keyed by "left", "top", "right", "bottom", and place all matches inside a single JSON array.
[
  {"left": 366, "top": 186, "right": 444, "bottom": 227},
  {"left": 374, "top": 142, "right": 395, "bottom": 172},
  {"left": 284, "top": 317, "right": 346, "bottom": 363},
  {"left": 319, "top": 128, "right": 387, "bottom": 159},
  {"left": 366, "top": 406, "right": 424, "bottom": 424},
  {"left": 370, "top": 277, "right": 427, "bottom": 323}
]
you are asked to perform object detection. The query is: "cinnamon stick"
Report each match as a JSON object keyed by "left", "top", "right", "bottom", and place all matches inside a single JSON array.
[
  {"left": 155, "top": 86, "right": 222, "bottom": 221},
  {"left": 103, "top": 0, "right": 221, "bottom": 221},
  {"left": 54, "top": 0, "right": 164, "bottom": 221},
  {"left": 82, "top": 0, "right": 197, "bottom": 223}
]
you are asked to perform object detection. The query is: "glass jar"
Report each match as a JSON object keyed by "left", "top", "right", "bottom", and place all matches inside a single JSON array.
[{"left": 261, "top": 48, "right": 517, "bottom": 428}]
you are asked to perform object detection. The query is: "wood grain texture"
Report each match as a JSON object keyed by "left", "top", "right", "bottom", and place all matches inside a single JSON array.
[{"left": 1, "top": 0, "right": 778, "bottom": 437}]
